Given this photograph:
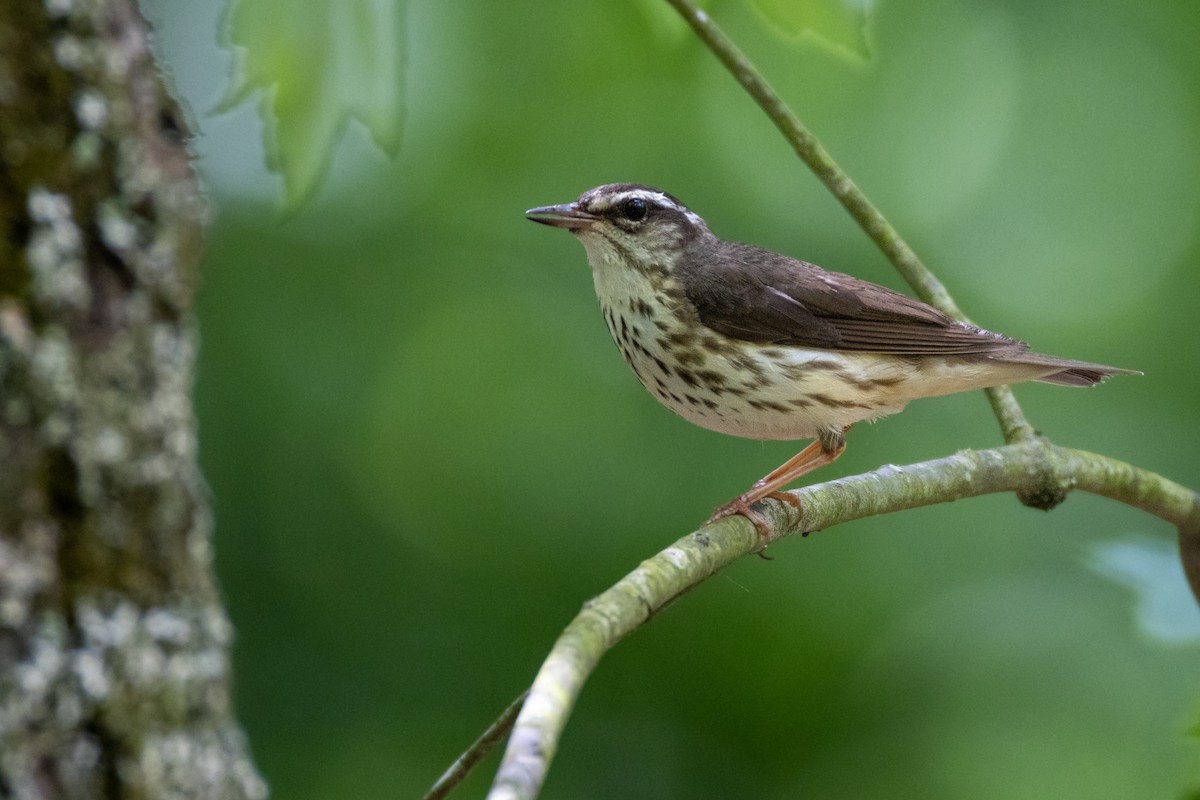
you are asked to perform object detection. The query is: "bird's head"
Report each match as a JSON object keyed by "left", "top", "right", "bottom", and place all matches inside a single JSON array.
[{"left": 527, "top": 184, "right": 713, "bottom": 274}]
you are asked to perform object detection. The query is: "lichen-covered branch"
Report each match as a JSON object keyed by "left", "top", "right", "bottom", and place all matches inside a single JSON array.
[
  {"left": 0, "top": 1, "right": 265, "bottom": 797},
  {"left": 482, "top": 442, "right": 1200, "bottom": 800},
  {"left": 661, "top": 0, "right": 1036, "bottom": 444}
]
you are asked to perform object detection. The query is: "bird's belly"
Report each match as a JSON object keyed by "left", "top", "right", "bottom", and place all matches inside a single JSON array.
[
  {"left": 600, "top": 301, "right": 915, "bottom": 441},
  {"left": 650, "top": 348, "right": 912, "bottom": 441}
]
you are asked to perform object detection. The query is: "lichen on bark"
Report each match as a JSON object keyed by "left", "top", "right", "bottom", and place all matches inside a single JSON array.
[{"left": 0, "top": 1, "right": 264, "bottom": 797}]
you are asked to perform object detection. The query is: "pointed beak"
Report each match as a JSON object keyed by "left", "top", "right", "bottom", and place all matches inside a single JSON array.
[{"left": 525, "top": 202, "right": 600, "bottom": 232}]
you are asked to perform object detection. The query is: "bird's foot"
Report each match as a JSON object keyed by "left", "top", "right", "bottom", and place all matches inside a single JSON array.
[{"left": 707, "top": 491, "right": 802, "bottom": 558}]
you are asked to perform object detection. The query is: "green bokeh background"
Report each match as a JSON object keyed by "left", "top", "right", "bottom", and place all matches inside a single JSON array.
[{"left": 141, "top": 1, "right": 1200, "bottom": 797}]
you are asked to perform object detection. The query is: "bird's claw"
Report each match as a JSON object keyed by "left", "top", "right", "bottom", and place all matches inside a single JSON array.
[{"left": 707, "top": 491, "right": 802, "bottom": 557}]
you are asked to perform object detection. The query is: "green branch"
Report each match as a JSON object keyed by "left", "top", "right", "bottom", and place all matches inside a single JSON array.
[
  {"left": 662, "top": 0, "right": 1036, "bottom": 444},
  {"left": 480, "top": 443, "right": 1199, "bottom": 800}
]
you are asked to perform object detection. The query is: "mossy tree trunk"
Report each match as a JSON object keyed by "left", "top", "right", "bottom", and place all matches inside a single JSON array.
[{"left": 0, "top": 1, "right": 265, "bottom": 797}]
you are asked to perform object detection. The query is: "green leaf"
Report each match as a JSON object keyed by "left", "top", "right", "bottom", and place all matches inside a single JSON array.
[
  {"left": 219, "top": 0, "right": 405, "bottom": 207},
  {"left": 751, "top": 0, "right": 872, "bottom": 59}
]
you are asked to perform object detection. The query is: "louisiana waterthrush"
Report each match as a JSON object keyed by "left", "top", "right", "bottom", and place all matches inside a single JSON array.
[{"left": 527, "top": 184, "right": 1135, "bottom": 538}]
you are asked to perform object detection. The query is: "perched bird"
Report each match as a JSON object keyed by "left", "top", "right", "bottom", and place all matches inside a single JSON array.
[{"left": 527, "top": 183, "right": 1135, "bottom": 538}]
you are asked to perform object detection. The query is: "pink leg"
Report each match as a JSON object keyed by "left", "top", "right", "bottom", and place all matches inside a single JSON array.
[{"left": 707, "top": 429, "right": 848, "bottom": 547}]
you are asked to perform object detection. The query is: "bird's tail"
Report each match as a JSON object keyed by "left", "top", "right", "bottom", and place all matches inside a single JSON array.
[{"left": 1023, "top": 357, "right": 1141, "bottom": 387}]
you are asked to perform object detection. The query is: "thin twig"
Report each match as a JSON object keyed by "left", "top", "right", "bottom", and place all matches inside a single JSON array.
[
  {"left": 424, "top": 690, "right": 529, "bottom": 800},
  {"left": 484, "top": 442, "right": 1200, "bottom": 800},
  {"left": 661, "top": 0, "right": 1036, "bottom": 443}
]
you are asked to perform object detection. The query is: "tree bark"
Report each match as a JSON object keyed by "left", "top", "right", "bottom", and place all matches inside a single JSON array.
[{"left": 0, "top": 1, "right": 265, "bottom": 797}]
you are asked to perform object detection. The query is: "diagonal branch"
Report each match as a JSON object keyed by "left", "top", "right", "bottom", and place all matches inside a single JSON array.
[
  {"left": 662, "top": 0, "right": 1036, "bottom": 444},
  {"left": 482, "top": 443, "right": 1200, "bottom": 800}
]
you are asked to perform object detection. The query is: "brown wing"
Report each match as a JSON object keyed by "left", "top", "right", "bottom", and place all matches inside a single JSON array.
[{"left": 678, "top": 240, "right": 1028, "bottom": 356}]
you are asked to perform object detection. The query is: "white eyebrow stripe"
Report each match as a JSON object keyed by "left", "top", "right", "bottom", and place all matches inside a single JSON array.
[
  {"left": 582, "top": 187, "right": 708, "bottom": 232},
  {"left": 609, "top": 190, "right": 663, "bottom": 205},
  {"left": 606, "top": 189, "right": 681, "bottom": 213}
]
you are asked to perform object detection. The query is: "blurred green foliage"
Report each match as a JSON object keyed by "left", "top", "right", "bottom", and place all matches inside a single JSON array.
[
  {"left": 751, "top": 0, "right": 872, "bottom": 58},
  {"left": 141, "top": 0, "right": 1200, "bottom": 797},
  {"left": 219, "top": 0, "right": 404, "bottom": 205}
]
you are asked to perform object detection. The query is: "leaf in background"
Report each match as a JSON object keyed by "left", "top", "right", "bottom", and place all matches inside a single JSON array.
[
  {"left": 1088, "top": 538, "right": 1200, "bottom": 645},
  {"left": 751, "top": 0, "right": 872, "bottom": 59},
  {"left": 218, "top": 0, "right": 405, "bottom": 207}
]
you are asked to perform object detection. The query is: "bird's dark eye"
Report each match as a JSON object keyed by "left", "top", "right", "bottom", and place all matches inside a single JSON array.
[{"left": 622, "top": 197, "right": 648, "bottom": 221}]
